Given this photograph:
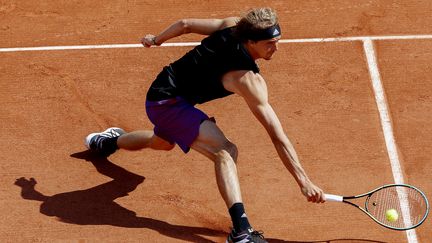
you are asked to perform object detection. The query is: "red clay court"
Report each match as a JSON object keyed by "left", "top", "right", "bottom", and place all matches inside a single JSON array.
[{"left": 1, "top": 1, "right": 431, "bottom": 242}]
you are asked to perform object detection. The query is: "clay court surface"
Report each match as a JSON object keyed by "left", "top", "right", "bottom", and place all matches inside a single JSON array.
[{"left": 1, "top": 1, "right": 431, "bottom": 242}]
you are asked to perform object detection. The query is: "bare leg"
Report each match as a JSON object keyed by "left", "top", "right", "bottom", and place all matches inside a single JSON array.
[
  {"left": 117, "top": 130, "right": 175, "bottom": 151},
  {"left": 190, "top": 120, "right": 242, "bottom": 208},
  {"left": 117, "top": 123, "right": 242, "bottom": 206}
]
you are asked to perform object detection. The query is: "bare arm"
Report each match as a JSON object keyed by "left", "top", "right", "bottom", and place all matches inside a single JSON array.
[
  {"left": 223, "top": 70, "right": 325, "bottom": 203},
  {"left": 141, "top": 17, "right": 239, "bottom": 47}
]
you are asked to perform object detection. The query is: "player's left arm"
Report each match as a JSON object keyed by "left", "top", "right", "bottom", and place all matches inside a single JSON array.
[
  {"left": 141, "top": 17, "right": 239, "bottom": 47},
  {"left": 223, "top": 70, "right": 325, "bottom": 203}
]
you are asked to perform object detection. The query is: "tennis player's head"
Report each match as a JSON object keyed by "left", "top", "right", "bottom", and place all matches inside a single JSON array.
[{"left": 235, "top": 7, "right": 281, "bottom": 60}]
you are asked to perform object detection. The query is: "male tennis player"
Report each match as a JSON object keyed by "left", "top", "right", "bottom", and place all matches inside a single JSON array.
[{"left": 85, "top": 7, "right": 325, "bottom": 243}]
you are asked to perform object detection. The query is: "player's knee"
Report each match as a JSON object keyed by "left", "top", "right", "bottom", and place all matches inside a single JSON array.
[{"left": 218, "top": 141, "right": 238, "bottom": 162}]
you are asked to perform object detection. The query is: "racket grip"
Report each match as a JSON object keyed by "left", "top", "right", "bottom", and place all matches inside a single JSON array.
[{"left": 325, "top": 194, "right": 343, "bottom": 202}]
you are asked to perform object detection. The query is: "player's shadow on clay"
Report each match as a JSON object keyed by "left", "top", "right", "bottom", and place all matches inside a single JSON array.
[{"left": 14, "top": 150, "right": 226, "bottom": 243}]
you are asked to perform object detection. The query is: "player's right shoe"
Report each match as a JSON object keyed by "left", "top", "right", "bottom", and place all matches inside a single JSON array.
[
  {"left": 226, "top": 228, "right": 268, "bottom": 243},
  {"left": 85, "top": 127, "right": 125, "bottom": 156}
]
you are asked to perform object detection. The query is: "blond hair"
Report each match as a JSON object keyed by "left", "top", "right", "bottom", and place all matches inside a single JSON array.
[{"left": 235, "top": 7, "right": 279, "bottom": 42}]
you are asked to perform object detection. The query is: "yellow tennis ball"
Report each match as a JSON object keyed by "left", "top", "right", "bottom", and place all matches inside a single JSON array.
[{"left": 385, "top": 209, "right": 399, "bottom": 222}]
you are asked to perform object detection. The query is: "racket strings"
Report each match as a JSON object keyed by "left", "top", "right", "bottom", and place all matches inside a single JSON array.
[{"left": 367, "top": 186, "right": 428, "bottom": 229}]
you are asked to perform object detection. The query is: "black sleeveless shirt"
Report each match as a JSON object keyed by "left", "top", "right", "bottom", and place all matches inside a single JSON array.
[{"left": 146, "top": 26, "right": 260, "bottom": 104}]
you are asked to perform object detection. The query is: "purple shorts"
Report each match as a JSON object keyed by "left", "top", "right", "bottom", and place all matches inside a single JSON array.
[{"left": 145, "top": 97, "right": 211, "bottom": 153}]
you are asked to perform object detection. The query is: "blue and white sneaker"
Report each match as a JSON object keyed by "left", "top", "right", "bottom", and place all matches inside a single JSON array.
[
  {"left": 226, "top": 228, "right": 267, "bottom": 243},
  {"left": 85, "top": 127, "right": 125, "bottom": 156}
]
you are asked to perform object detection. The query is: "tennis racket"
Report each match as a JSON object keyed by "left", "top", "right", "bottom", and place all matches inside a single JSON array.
[{"left": 325, "top": 184, "right": 429, "bottom": 230}]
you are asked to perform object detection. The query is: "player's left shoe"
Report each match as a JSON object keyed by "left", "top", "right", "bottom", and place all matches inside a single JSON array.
[
  {"left": 226, "top": 228, "right": 267, "bottom": 243},
  {"left": 85, "top": 127, "right": 125, "bottom": 156}
]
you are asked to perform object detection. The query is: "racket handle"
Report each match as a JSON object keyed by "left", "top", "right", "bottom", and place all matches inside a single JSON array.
[{"left": 325, "top": 194, "right": 343, "bottom": 202}]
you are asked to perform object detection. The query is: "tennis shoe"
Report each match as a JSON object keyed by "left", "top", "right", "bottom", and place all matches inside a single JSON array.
[
  {"left": 226, "top": 228, "right": 267, "bottom": 243},
  {"left": 85, "top": 127, "right": 125, "bottom": 156}
]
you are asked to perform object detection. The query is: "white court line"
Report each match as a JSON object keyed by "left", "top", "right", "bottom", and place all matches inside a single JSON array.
[
  {"left": 363, "top": 38, "right": 418, "bottom": 243},
  {"left": 280, "top": 34, "right": 432, "bottom": 43},
  {"left": 2, "top": 34, "right": 432, "bottom": 52},
  {"left": 0, "top": 43, "right": 200, "bottom": 52}
]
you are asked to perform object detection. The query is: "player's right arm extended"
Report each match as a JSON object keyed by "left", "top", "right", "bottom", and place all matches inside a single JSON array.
[
  {"left": 224, "top": 70, "right": 326, "bottom": 203},
  {"left": 141, "top": 17, "right": 238, "bottom": 47}
]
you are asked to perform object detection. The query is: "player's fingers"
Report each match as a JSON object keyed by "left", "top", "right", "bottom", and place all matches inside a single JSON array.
[
  {"left": 140, "top": 36, "right": 153, "bottom": 48},
  {"left": 140, "top": 38, "right": 146, "bottom": 46},
  {"left": 308, "top": 194, "right": 317, "bottom": 203},
  {"left": 140, "top": 39, "right": 151, "bottom": 48},
  {"left": 317, "top": 191, "right": 325, "bottom": 203},
  {"left": 309, "top": 191, "right": 324, "bottom": 203}
]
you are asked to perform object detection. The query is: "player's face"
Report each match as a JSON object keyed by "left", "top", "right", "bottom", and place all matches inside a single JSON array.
[{"left": 254, "top": 36, "right": 280, "bottom": 60}]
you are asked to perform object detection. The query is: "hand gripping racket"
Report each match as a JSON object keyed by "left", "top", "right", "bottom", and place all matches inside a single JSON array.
[{"left": 325, "top": 184, "right": 429, "bottom": 230}]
